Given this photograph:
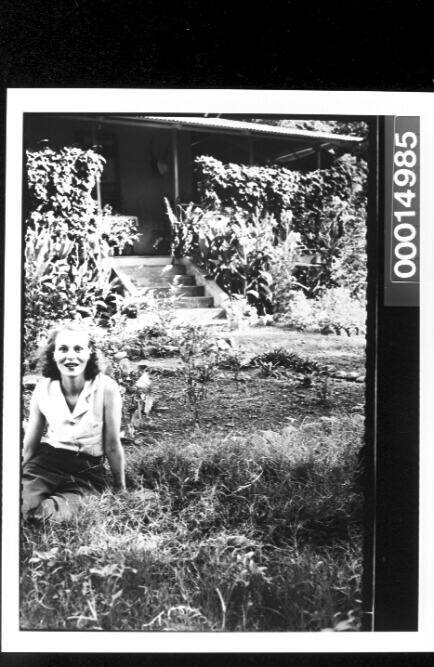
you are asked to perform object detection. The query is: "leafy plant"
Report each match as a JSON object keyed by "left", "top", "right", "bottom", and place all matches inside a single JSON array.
[
  {"left": 224, "top": 295, "right": 259, "bottom": 330},
  {"left": 87, "top": 322, "right": 155, "bottom": 439},
  {"left": 194, "top": 154, "right": 367, "bottom": 298},
  {"left": 179, "top": 326, "right": 221, "bottom": 425},
  {"left": 223, "top": 210, "right": 276, "bottom": 314},
  {"left": 221, "top": 348, "right": 243, "bottom": 388},
  {"left": 256, "top": 359, "right": 281, "bottom": 379},
  {"left": 100, "top": 204, "right": 140, "bottom": 256},
  {"left": 251, "top": 347, "right": 334, "bottom": 400},
  {"left": 275, "top": 290, "right": 317, "bottom": 331},
  {"left": 251, "top": 347, "right": 324, "bottom": 373},
  {"left": 314, "top": 288, "right": 366, "bottom": 336},
  {"left": 276, "top": 288, "right": 366, "bottom": 336},
  {"left": 139, "top": 284, "right": 182, "bottom": 334},
  {"left": 267, "top": 217, "right": 304, "bottom": 312},
  {"left": 195, "top": 155, "right": 301, "bottom": 220},
  {"left": 164, "top": 199, "right": 201, "bottom": 259},
  {"left": 24, "top": 145, "right": 139, "bottom": 358},
  {"left": 165, "top": 201, "right": 292, "bottom": 315},
  {"left": 166, "top": 151, "right": 366, "bottom": 317}
]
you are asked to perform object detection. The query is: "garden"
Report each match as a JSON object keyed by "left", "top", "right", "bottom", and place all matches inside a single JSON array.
[{"left": 21, "top": 124, "right": 367, "bottom": 632}]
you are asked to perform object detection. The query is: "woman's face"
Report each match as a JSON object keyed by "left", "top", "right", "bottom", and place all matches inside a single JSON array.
[{"left": 53, "top": 330, "right": 91, "bottom": 381}]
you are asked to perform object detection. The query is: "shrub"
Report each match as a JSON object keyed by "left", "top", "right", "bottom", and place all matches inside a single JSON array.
[
  {"left": 24, "top": 145, "right": 139, "bottom": 358},
  {"left": 169, "top": 146, "right": 369, "bottom": 311},
  {"left": 195, "top": 155, "right": 301, "bottom": 219},
  {"left": 267, "top": 222, "right": 304, "bottom": 311},
  {"left": 224, "top": 295, "right": 259, "bottom": 330},
  {"left": 277, "top": 290, "right": 317, "bottom": 331},
  {"left": 251, "top": 347, "right": 333, "bottom": 399},
  {"left": 276, "top": 287, "right": 366, "bottom": 336},
  {"left": 164, "top": 199, "right": 200, "bottom": 258},
  {"left": 251, "top": 348, "right": 330, "bottom": 374},
  {"left": 99, "top": 204, "right": 140, "bottom": 256},
  {"left": 24, "top": 221, "right": 78, "bottom": 359},
  {"left": 165, "top": 200, "right": 298, "bottom": 314},
  {"left": 194, "top": 155, "right": 367, "bottom": 298},
  {"left": 179, "top": 326, "right": 221, "bottom": 425},
  {"left": 313, "top": 288, "right": 366, "bottom": 336},
  {"left": 166, "top": 154, "right": 367, "bottom": 317}
]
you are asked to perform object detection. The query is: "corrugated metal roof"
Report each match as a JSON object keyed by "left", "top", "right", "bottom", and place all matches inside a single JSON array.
[{"left": 124, "top": 115, "right": 363, "bottom": 144}]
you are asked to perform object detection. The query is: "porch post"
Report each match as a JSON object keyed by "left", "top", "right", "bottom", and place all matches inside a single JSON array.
[
  {"left": 172, "top": 129, "right": 180, "bottom": 204},
  {"left": 316, "top": 147, "right": 322, "bottom": 170}
]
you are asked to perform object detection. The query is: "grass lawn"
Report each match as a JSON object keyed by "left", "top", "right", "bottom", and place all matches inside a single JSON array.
[{"left": 21, "top": 324, "right": 365, "bottom": 632}]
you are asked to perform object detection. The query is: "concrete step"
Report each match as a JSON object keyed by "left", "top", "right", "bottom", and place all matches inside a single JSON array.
[
  {"left": 175, "top": 296, "right": 214, "bottom": 309},
  {"left": 171, "top": 275, "right": 196, "bottom": 286},
  {"left": 127, "top": 265, "right": 186, "bottom": 278},
  {"left": 111, "top": 255, "right": 173, "bottom": 267},
  {"left": 130, "top": 276, "right": 196, "bottom": 290},
  {"left": 111, "top": 255, "right": 223, "bottom": 313},
  {"left": 133, "top": 279, "right": 197, "bottom": 291},
  {"left": 123, "top": 265, "right": 187, "bottom": 288},
  {"left": 150, "top": 285, "right": 205, "bottom": 297}
]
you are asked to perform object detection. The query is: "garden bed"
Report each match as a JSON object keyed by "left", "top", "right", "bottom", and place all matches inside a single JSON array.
[
  {"left": 130, "top": 360, "right": 364, "bottom": 445},
  {"left": 124, "top": 326, "right": 365, "bottom": 445}
]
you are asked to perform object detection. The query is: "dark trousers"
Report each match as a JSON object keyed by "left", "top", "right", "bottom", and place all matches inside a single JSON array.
[{"left": 22, "top": 443, "right": 107, "bottom": 522}]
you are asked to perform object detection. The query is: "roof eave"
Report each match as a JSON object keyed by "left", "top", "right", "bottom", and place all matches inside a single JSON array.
[
  {"left": 116, "top": 115, "right": 364, "bottom": 145},
  {"left": 51, "top": 113, "right": 364, "bottom": 146}
]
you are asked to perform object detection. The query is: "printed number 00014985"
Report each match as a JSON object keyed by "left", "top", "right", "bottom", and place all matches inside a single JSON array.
[{"left": 392, "top": 131, "right": 418, "bottom": 280}]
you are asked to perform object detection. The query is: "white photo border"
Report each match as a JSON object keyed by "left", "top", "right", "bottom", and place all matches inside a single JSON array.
[{"left": 3, "top": 89, "right": 434, "bottom": 652}]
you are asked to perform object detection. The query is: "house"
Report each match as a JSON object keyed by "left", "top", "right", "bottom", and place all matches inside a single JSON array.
[{"left": 24, "top": 114, "right": 362, "bottom": 255}]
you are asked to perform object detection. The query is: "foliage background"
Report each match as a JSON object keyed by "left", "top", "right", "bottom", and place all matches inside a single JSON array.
[
  {"left": 21, "top": 123, "right": 367, "bottom": 632},
  {"left": 24, "top": 145, "right": 138, "bottom": 362},
  {"left": 166, "top": 125, "right": 367, "bottom": 331},
  {"left": 194, "top": 152, "right": 367, "bottom": 297}
]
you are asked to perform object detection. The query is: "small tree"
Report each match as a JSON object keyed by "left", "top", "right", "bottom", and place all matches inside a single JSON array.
[{"left": 179, "top": 326, "right": 220, "bottom": 426}]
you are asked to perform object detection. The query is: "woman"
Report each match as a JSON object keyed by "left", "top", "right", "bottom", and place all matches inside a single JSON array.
[{"left": 22, "top": 322, "right": 126, "bottom": 522}]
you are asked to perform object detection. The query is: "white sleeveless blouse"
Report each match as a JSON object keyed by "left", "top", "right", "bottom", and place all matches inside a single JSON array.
[{"left": 34, "top": 372, "right": 114, "bottom": 457}]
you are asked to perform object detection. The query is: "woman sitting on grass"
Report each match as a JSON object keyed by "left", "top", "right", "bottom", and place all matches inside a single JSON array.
[{"left": 22, "top": 322, "right": 126, "bottom": 522}]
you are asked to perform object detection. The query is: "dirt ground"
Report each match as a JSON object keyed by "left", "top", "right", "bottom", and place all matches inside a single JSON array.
[
  {"left": 229, "top": 326, "right": 365, "bottom": 371},
  {"left": 126, "top": 325, "right": 366, "bottom": 448},
  {"left": 22, "top": 324, "right": 366, "bottom": 447}
]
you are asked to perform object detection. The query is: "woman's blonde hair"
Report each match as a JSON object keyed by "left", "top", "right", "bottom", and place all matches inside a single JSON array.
[{"left": 39, "top": 322, "right": 102, "bottom": 380}]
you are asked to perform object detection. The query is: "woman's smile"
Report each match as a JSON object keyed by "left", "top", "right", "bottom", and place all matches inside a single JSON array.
[
  {"left": 64, "top": 362, "right": 80, "bottom": 371},
  {"left": 53, "top": 331, "right": 91, "bottom": 380}
]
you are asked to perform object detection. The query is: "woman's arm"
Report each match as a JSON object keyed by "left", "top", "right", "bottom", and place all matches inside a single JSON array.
[
  {"left": 23, "top": 390, "right": 46, "bottom": 466},
  {"left": 103, "top": 379, "right": 126, "bottom": 491}
]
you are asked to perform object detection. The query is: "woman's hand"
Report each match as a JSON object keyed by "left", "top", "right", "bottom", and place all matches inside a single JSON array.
[{"left": 22, "top": 390, "right": 46, "bottom": 466}]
